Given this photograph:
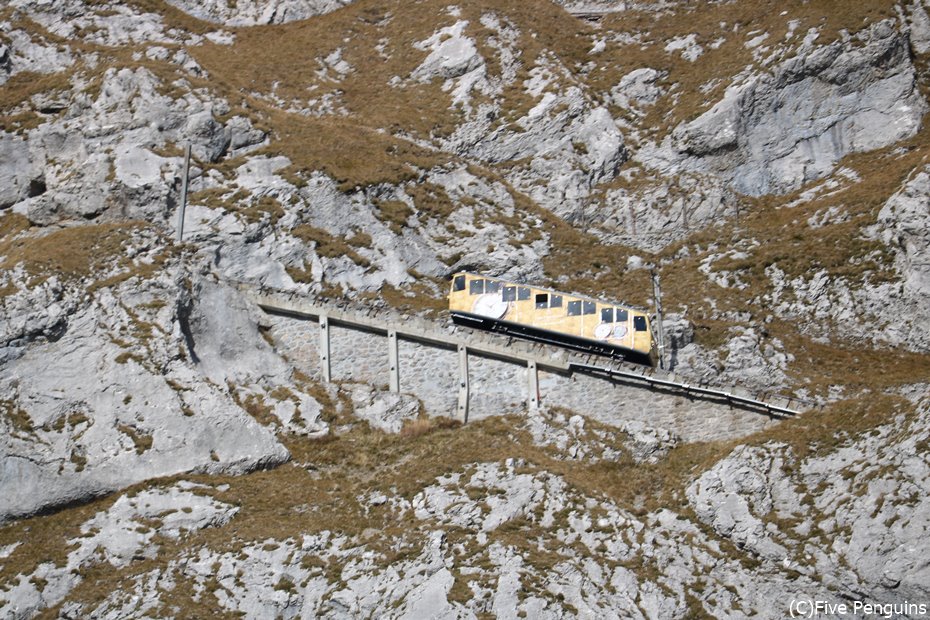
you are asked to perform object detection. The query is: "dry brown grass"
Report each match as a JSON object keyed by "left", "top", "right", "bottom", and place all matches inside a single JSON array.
[
  {"left": 647, "top": 130, "right": 930, "bottom": 395},
  {"left": 596, "top": 0, "right": 897, "bottom": 140},
  {"left": 399, "top": 415, "right": 461, "bottom": 439},
  {"left": 291, "top": 224, "right": 371, "bottom": 267},
  {"left": 117, "top": 424, "right": 154, "bottom": 455},
  {"left": 6, "top": 380, "right": 917, "bottom": 617},
  {"left": 0, "top": 222, "right": 133, "bottom": 285}
]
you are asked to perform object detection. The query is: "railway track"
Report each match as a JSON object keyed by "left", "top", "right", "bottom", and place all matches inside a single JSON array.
[{"left": 240, "top": 284, "right": 809, "bottom": 420}]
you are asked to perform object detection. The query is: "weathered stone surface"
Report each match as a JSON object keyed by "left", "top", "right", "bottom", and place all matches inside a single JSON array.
[
  {"left": 164, "top": 0, "right": 352, "bottom": 25},
  {"left": 0, "top": 482, "right": 237, "bottom": 619},
  {"left": 0, "top": 134, "right": 44, "bottom": 210},
  {"left": 348, "top": 384, "right": 422, "bottom": 434},
  {"left": 646, "top": 19, "right": 926, "bottom": 197},
  {"left": 688, "top": 396, "right": 930, "bottom": 604},
  {"left": 0, "top": 270, "right": 293, "bottom": 524}
]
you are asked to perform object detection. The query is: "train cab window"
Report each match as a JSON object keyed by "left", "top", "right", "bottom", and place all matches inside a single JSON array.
[
  {"left": 486, "top": 280, "right": 501, "bottom": 293},
  {"left": 601, "top": 308, "right": 614, "bottom": 323},
  {"left": 502, "top": 286, "right": 516, "bottom": 301},
  {"left": 535, "top": 293, "right": 549, "bottom": 309},
  {"left": 517, "top": 287, "right": 531, "bottom": 301},
  {"left": 616, "top": 309, "right": 629, "bottom": 322},
  {"left": 453, "top": 275, "right": 466, "bottom": 292},
  {"left": 567, "top": 300, "right": 581, "bottom": 316},
  {"left": 582, "top": 301, "right": 596, "bottom": 315},
  {"left": 469, "top": 279, "right": 485, "bottom": 295},
  {"left": 633, "top": 316, "right": 647, "bottom": 332},
  {"left": 550, "top": 295, "right": 563, "bottom": 308}
]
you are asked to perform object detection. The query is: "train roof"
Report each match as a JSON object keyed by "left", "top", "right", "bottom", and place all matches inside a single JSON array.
[{"left": 451, "top": 271, "right": 651, "bottom": 315}]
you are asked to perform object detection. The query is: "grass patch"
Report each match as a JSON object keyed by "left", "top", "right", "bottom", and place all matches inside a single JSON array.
[
  {"left": 291, "top": 224, "right": 371, "bottom": 267},
  {"left": 117, "top": 424, "right": 154, "bottom": 455},
  {"left": 0, "top": 221, "right": 177, "bottom": 293}
]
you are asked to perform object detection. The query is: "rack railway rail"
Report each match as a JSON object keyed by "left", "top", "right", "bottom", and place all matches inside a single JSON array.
[{"left": 240, "top": 285, "right": 808, "bottom": 421}]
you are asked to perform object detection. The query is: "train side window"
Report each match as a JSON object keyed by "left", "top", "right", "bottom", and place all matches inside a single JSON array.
[
  {"left": 502, "top": 286, "right": 516, "bottom": 301},
  {"left": 567, "top": 300, "right": 581, "bottom": 316},
  {"left": 535, "top": 293, "right": 548, "bottom": 309},
  {"left": 616, "top": 309, "right": 628, "bottom": 322},
  {"left": 517, "top": 287, "right": 531, "bottom": 301},
  {"left": 582, "top": 301, "right": 596, "bottom": 315},
  {"left": 453, "top": 275, "right": 466, "bottom": 292},
  {"left": 469, "top": 279, "right": 485, "bottom": 295},
  {"left": 634, "top": 316, "right": 647, "bottom": 332},
  {"left": 486, "top": 280, "right": 501, "bottom": 293},
  {"left": 601, "top": 308, "right": 614, "bottom": 323},
  {"left": 550, "top": 295, "right": 562, "bottom": 308}
]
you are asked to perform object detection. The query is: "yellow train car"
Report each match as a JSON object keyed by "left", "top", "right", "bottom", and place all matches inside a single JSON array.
[{"left": 448, "top": 271, "right": 657, "bottom": 366}]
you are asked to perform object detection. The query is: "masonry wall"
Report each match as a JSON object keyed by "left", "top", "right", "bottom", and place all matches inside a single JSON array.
[{"left": 266, "top": 313, "right": 777, "bottom": 443}]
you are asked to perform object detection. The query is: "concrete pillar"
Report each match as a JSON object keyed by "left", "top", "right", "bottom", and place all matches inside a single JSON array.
[
  {"left": 527, "top": 360, "right": 539, "bottom": 410},
  {"left": 320, "top": 314, "right": 331, "bottom": 382},
  {"left": 388, "top": 329, "right": 399, "bottom": 393},
  {"left": 176, "top": 143, "right": 191, "bottom": 242},
  {"left": 457, "top": 344, "right": 469, "bottom": 424}
]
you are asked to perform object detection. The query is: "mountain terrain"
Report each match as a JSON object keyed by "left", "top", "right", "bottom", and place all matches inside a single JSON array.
[{"left": 1, "top": 0, "right": 929, "bottom": 617}]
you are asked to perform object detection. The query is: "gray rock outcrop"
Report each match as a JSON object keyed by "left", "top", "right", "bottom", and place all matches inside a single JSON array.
[
  {"left": 0, "top": 263, "right": 298, "bottom": 524},
  {"left": 657, "top": 19, "right": 926, "bottom": 196},
  {"left": 688, "top": 395, "right": 930, "bottom": 603},
  {"left": 164, "top": 0, "right": 354, "bottom": 25}
]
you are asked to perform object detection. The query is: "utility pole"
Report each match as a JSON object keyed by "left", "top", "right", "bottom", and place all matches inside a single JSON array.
[
  {"left": 651, "top": 269, "right": 666, "bottom": 370},
  {"left": 176, "top": 143, "right": 191, "bottom": 242}
]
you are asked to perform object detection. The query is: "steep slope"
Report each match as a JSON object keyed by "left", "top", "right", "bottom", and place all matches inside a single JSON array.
[{"left": 1, "top": 0, "right": 930, "bottom": 617}]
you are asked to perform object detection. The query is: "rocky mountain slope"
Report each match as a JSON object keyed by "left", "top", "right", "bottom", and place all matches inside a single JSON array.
[{"left": 1, "top": 0, "right": 929, "bottom": 617}]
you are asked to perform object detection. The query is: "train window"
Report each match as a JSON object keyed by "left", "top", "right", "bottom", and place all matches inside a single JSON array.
[
  {"left": 583, "top": 301, "right": 596, "bottom": 315},
  {"left": 453, "top": 275, "right": 466, "bottom": 292},
  {"left": 486, "top": 280, "right": 501, "bottom": 293},
  {"left": 502, "top": 286, "right": 516, "bottom": 301},
  {"left": 634, "top": 316, "right": 647, "bottom": 332},
  {"left": 469, "top": 279, "right": 485, "bottom": 295},
  {"left": 535, "top": 293, "right": 548, "bottom": 309},
  {"left": 616, "top": 309, "right": 628, "bottom": 322},
  {"left": 517, "top": 287, "right": 531, "bottom": 301},
  {"left": 550, "top": 295, "right": 562, "bottom": 308},
  {"left": 601, "top": 308, "right": 614, "bottom": 323},
  {"left": 567, "top": 300, "right": 581, "bottom": 316}
]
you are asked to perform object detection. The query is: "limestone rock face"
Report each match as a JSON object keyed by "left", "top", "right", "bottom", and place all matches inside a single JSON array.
[
  {"left": 688, "top": 396, "right": 930, "bottom": 603},
  {"left": 0, "top": 482, "right": 238, "bottom": 619},
  {"left": 0, "top": 266, "right": 295, "bottom": 524},
  {"left": 2, "top": 1, "right": 930, "bottom": 617},
  {"left": 659, "top": 19, "right": 926, "bottom": 196},
  {"left": 878, "top": 164, "right": 930, "bottom": 301},
  {"left": 604, "top": 17, "right": 928, "bottom": 252},
  {"left": 164, "top": 0, "right": 353, "bottom": 25},
  {"left": 0, "top": 134, "right": 44, "bottom": 210}
]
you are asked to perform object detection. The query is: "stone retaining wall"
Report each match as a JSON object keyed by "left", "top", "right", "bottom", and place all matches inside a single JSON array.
[{"left": 266, "top": 313, "right": 777, "bottom": 442}]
